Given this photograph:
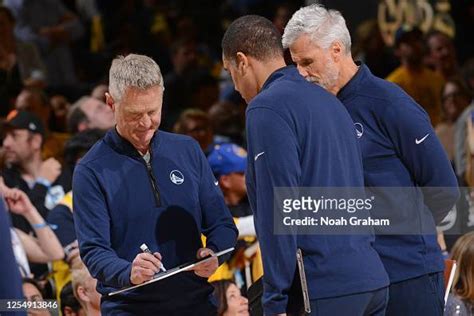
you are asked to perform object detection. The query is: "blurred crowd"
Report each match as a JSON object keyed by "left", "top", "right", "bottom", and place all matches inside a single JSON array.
[{"left": 0, "top": 0, "right": 474, "bottom": 315}]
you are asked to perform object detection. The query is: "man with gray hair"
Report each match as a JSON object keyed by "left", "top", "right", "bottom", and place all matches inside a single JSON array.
[
  {"left": 72, "top": 54, "right": 237, "bottom": 314},
  {"left": 222, "top": 15, "right": 389, "bottom": 316},
  {"left": 283, "top": 4, "right": 459, "bottom": 315}
]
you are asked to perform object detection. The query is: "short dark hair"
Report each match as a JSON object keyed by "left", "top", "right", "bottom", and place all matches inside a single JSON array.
[
  {"left": 67, "top": 97, "right": 90, "bottom": 134},
  {"left": 222, "top": 15, "right": 283, "bottom": 63},
  {"left": 60, "top": 282, "right": 82, "bottom": 315}
]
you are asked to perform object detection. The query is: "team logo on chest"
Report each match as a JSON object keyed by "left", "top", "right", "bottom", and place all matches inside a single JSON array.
[
  {"left": 170, "top": 170, "right": 184, "bottom": 185},
  {"left": 354, "top": 123, "right": 364, "bottom": 138}
]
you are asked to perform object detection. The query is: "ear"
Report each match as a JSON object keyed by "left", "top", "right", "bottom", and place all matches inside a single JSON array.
[
  {"left": 236, "top": 52, "right": 249, "bottom": 76},
  {"left": 105, "top": 92, "right": 115, "bottom": 111},
  {"left": 219, "top": 175, "right": 231, "bottom": 189},
  {"left": 77, "top": 121, "right": 88, "bottom": 132},
  {"left": 331, "top": 41, "right": 344, "bottom": 62},
  {"left": 77, "top": 285, "right": 90, "bottom": 303},
  {"left": 30, "top": 133, "right": 43, "bottom": 150}
]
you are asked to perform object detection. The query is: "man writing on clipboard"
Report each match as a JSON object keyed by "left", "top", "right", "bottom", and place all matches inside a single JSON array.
[{"left": 73, "top": 54, "right": 238, "bottom": 315}]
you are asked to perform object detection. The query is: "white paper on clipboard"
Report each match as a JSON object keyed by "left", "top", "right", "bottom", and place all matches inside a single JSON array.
[{"left": 107, "top": 247, "right": 234, "bottom": 297}]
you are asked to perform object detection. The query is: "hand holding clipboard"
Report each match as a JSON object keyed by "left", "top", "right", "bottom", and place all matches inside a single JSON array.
[{"left": 108, "top": 247, "right": 234, "bottom": 297}]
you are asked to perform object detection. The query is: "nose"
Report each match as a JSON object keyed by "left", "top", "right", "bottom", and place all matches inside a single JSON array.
[
  {"left": 138, "top": 114, "right": 152, "bottom": 128},
  {"left": 3, "top": 134, "right": 13, "bottom": 148}
]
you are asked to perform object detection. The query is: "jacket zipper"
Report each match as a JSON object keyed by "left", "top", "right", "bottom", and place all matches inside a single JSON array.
[{"left": 143, "top": 152, "right": 161, "bottom": 207}]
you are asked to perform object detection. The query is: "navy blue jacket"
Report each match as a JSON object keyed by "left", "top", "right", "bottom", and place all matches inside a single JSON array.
[
  {"left": 337, "top": 64, "right": 459, "bottom": 282},
  {"left": 245, "top": 66, "right": 389, "bottom": 315},
  {"left": 73, "top": 129, "right": 237, "bottom": 313},
  {"left": 0, "top": 201, "right": 25, "bottom": 316}
]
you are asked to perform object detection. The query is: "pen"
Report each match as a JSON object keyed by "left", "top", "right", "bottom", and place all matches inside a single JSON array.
[{"left": 140, "top": 243, "right": 166, "bottom": 272}]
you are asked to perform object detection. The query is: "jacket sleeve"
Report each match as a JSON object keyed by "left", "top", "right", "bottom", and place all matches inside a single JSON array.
[
  {"left": 246, "top": 107, "right": 299, "bottom": 315},
  {"left": 73, "top": 164, "right": 132, "bottom": 288},
  {"left": 196, "top": 141, "right": 238, "bottom": 257},
  {"left": 382, "top": 97, "right": 460, "bottom": 223}
]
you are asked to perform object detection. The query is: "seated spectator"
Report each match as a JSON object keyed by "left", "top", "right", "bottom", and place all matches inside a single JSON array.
[
  {"left": 60, "top": 281, "right": 83, "bottom": 316},
  {"left": 173, "top": 109, "right": 214, "bottom": 155},
  {"left": 0, "top": 6, "right": 46, "bottom": 117},
  {"left": 1, "top": 182, "right": 64, "bottom": 277},
  {"left": 436, "top": 77, "right": 471, "bottom": 163},
  {"left": 4, "top": 0, "right": 84, "bottom": 88},
  {"left": 22, "top": 278, "right": 51, "bottom": 316},
  {"left": 71, "top": 264, "right": 101, "bottom": 316},
  {"left": 67, "top": 96, "right": 115, "bottom": 134},
  {"left": 14, "top": 87, "right": 70, "bottom": 161},
  {"left": 426, "top": 30, "right": 459, "bottom": 80},
  {"left": 208, "top": 143, "right": 262, "bottom": 287},
  {"left": 2, "top": 111, "right": 71, "bottom": 232},
  {"left": 208, "top": 143, "right": 252, "bottom": 219},
  {"left": 387, "top": 26, "right": 445, "bottom": 126},
  {"left": 444, "top": 232, "right": 474, "bottom": 315},
  {"left": 212, "top": 280, "right": 249, "bottom": 316},
  {"left": 208, "top": 101, "right": 245, "bottom": 147},
  {"left": 49, "top": 94, "right": 71, "bottom": 133}
]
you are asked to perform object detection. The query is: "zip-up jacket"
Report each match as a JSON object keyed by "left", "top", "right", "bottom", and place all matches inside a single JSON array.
[
  {"left": 245, "top": 66, "right": 389, "bottom": 315},
  {"left": 337, "top": 64, "right": 459, "bottom": 282},
  {"left": 73, "top": 129, "right": 237, "bottom": 313}
]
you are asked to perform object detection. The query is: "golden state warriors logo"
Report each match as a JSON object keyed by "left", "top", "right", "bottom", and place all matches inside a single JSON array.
[{"left": 170, "top": 170, "right": 184, "bottom": 185}]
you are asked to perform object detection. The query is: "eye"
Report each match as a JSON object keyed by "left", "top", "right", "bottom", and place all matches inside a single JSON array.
[{"left": 300, "top": 59, "right": 312, "bottom": 67}]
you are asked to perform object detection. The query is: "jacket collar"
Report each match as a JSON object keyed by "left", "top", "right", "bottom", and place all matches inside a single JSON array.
[
  {"left": 261, "top": 65, "right": 299, "bottom": 91},
  {"left": 104, "top": 127, "right": 160, "bottom": 158},
  {"left": 337, "top": 62, "right": 370, "bottom": 102}
]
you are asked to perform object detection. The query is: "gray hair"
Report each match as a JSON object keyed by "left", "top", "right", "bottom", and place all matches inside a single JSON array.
[
  {"left": 108, "top": 54, "right": 164, "bottom": 101},
  {"left": 282, "top": 4, "right": 352, "bottom": 55}
]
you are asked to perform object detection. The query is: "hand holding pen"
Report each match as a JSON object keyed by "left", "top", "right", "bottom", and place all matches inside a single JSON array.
[{"left": 130, "top": 243, "right": 166, "bottom": 285}]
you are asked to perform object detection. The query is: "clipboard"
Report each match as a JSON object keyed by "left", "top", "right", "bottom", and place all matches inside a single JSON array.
[
  {"left": 296, "top": 248, "right": 311, "bottom": 314},
  {"left": 107, "top": 247, "right": 234, "bottom": 297}
]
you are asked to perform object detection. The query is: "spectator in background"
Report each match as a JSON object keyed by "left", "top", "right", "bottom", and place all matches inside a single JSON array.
[
  {"left": 173, "top": 109, "right": 214, "bottom": 155},
  {"left": 60, "top": 282, "right": 83, "bottom": 316},
  {"left": 14, "top": 87, "right": 70, "bottom": 161},
  {"left": 4, "top": 0, "right": 84, "bottom": 88},
  {"left": 208, "top": 101, "right": 245, "bottom": 147},
  {"left": 387, "top": 25, "right": 445, "bottom": 126},
  {"left": 90, "top": 84, "right": 108, "bottom": 103},
  {"left": 162, "top": 38, "right": 199, "bottom": 129},
  {"left": 67, "top": 96, "right": 114, "bottom": 134},
  {"left": 212, "top": 280, "right": 249, "bottom": 316},
  {"left": 49, "top": 94, "right": 71, "bottom": 133},
  {"left": 454, "top": 81, "right": 474, "bottom": 181},
  {"left": 71, "top": 264, "right": 101, "bottom": 316},
  {"left": 462, "top": 58, "right": 474, "bottom": 93},
  {"left": 208, "top": 143, "right": 262, "bottom": 288},
  {"left": 1, "top": 181, "right": 64, "bottom": 278},
  {"left": 0, "top": 6, "right": 46, "bottom": 117},
  {"left": 351, "top": 19, "right": 397, "bottom": 78},
  {"left": 2, "top": 111, "right": 70, "bottom": 232},
  {"left": 444, "top": 232, "right": 474, "bottom": 315},
  {"left": 22, "top": 278, "right": 51, "bottom": 316},
  {"left": 436, "top": 78, "right": 471, "bottom": 163},
  {"left": 426, "top": 30, "right": 459, "bottom": 80},
  {"left": 208, "top": 144, "right": 252, "bottom": 220},
  {"left": 186, "top": 71, "right": 219, "bottom": 112}
]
